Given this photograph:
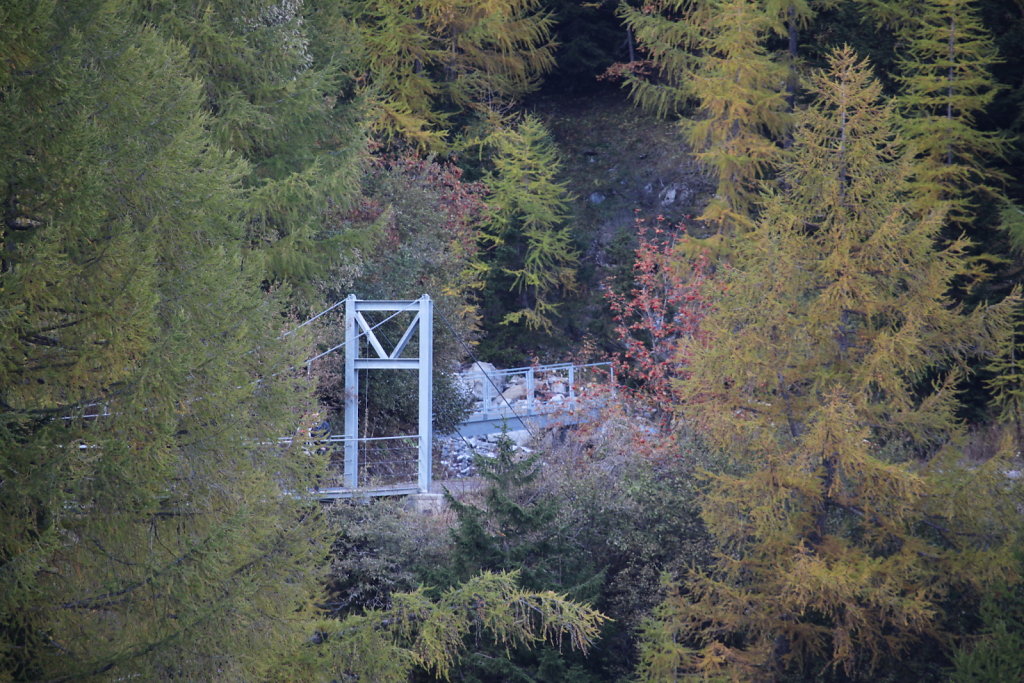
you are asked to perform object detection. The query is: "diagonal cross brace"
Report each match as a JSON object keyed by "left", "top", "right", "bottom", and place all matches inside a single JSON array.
[
  {"left": 354, "top": 311, "right": 390, "bottom": 359},
  {"left": 389, "top": 313, "right": 420, "bottom": 359},
  {"left": 353, "top": 310, "right": 420, "bottom": 360}
]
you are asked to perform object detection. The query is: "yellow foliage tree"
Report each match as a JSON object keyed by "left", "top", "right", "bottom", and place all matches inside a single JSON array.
[
  {"left": 637, "top": 46, "right": 1023, "bottom": 680},
  {"left": 895, "top": 0, "right": 1009, "bottom": 223},
  {"left": 620, "top": 0, "right": 792, "bottom": 233},
  {"left": 349, "top": 0, "right": 556, "bottom": 149},
  {"left": 481, "top": 115, "right": 577, "bottom": 333}
]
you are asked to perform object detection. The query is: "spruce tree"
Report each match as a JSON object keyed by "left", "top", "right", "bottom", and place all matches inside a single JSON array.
[
  {"left": 436, "top": 437, "right": 603, "bottom": 681},
  {"left": 446, "top": 436, "right": 559, "bottom": 588},
  {"left": 948, "top": 548, "right": 1024, "bottom": 682},
  {"left": 637, "top": 46, "right": 1022, "bottom": 679}
]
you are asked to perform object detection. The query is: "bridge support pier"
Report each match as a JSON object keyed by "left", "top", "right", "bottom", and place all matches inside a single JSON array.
[{"left": 406, "top": 492, "right": 446, "bottom": 515}]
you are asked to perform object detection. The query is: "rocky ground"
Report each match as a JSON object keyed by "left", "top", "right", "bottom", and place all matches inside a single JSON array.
[{"left": 436, "top": 429, "right": 532, "bottom": 479}]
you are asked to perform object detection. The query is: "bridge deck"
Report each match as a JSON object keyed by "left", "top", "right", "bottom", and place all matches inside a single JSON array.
[{"left": 452, "top": 405, "right": 599, "bottom": 437}]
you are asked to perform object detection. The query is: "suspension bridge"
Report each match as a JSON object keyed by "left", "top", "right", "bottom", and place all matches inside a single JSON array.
[
  {"left": 306, "top": 295, "right": 615, "bottom": 500},
  {"left": 65, "top": 295, "right": 615, "bottom": 501}
]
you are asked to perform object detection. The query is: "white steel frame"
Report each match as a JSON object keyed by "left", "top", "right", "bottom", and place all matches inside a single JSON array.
[{"left": 343, "top": 294, "right": 433, "bottom": 493}]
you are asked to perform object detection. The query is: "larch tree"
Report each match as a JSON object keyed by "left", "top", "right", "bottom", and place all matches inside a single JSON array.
[
  {"left": 762, "top": 0, "right": 816, "bottom": 110},
  {"left": 352, "top": 0, "right": 449, "bottom": 147},
  {"left": 480, "top": 115, "right": 578, "bottom": 333},
  {"left": 894, "top": 0, "right": 1010, "bottom": 223},
  {"left": 616, "top": 0, "right": 701, "bottom": 119},
  {"left": 345, "top": 0, "right": 556, "bottom": 149},
  {"left": 888, "top": 0, "right": 1024, "bottom": 437},
  {"left": 0, "top": 0, "right": 54, "bottom": 91},
  {"left": 293, "top": 570, "right": 607, "bottom": 681},
  {"left": 986, "top": 303, "right": 1024, "bottom": 441},
  {"left": 682, "top": 0, "right": 790, "bottom": 231},
  {"left": 637, "top": 47, "right": 1022, "bottom": 679},
  {"left": 436, "top": 0, "right": 557, "bottom": 118},
  {"left": 126, "top": 0, "right": 371, "bottom": 299},
  {"left": 0, "top": 3, "right": 606, "bottom": 679},
  {"left": 1, "top": 3, "right": 326, "bottom": 677},
  {"left": 620, "top": 0, "right": 791, "bottom": 233}
]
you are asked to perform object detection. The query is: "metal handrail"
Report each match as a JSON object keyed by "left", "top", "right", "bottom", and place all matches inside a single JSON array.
[{"left": 460, "top": 360, "right": 612, "bottom": 379}]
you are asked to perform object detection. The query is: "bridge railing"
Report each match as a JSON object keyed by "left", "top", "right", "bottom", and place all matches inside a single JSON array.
[{"left": 461, "top": 361, "right": 614, "bottom": 422}]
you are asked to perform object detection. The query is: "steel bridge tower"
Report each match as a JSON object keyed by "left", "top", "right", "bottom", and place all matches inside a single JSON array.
[{"left": 343, "top": 294, "right": 433, "bottom": 494}]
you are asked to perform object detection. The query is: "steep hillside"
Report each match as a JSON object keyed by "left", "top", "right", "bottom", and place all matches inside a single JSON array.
[{"left": 524, "top": 88, "right": 713, "bottom": 361}]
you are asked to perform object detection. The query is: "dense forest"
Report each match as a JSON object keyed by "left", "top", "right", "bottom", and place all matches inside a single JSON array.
[{"left": 2, "top": 0, "right": 1024, "bottom": 680}]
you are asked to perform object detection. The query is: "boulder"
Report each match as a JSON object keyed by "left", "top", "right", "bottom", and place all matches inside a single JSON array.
[
  {"left": 463, "top": 361, "right": 506, "bottom": 399},
  {"left": 506, "top": 429, "right": 531, "bottom": 447},
  {"left": 469, "top": 360, "right": 498, "bottom": 375},
  {"left": 501, "top": 383, "right": 528, "bottom": 402}
]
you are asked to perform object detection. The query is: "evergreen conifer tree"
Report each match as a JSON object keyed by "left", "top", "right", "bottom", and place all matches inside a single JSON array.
[
  {"left": 436, "top": 436, "right": 604, "bottom": 681},
  {"left": 948, "top": 548, "right": 1024, "bottom": 681},
  {"left": 637, "top": 46, "right": 1022, "bottom": 679},
  {"left": 446, "top": 436, "right": 559, "bottom": 588}
]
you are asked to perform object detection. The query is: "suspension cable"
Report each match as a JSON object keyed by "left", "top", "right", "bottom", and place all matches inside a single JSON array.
[{"left": 283, "top": 298, "right": 346, "bottom": 336}]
